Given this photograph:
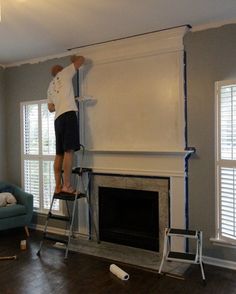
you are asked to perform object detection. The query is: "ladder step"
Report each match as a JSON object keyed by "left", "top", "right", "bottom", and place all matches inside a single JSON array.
[
  {"left": 72, "top": 167, "right": 92, "bottom": 175},
  {"left": 43, "top": 234, "right": 68, "bottom": 244},
  {"left": 167, "top": 251, "right": 196, "bottom": 261},
  {"left": 168, "top": 228, "right": 197, "bottom": 238},
  {"left": 53, "top": 192, "right": 86, "bottom": 201},
  {"left": 48, "top": 213, "right": 70, "bottom": 222}
]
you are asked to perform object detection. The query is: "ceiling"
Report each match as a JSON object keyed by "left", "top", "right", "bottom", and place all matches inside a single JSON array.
[{"left": 0, "top": 0, "right": 236, "bottom": 66}]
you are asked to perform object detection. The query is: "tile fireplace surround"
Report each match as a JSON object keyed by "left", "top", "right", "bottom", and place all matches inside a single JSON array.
[{"left": 90, "top": 174, "right": 169, "bottom": 256}]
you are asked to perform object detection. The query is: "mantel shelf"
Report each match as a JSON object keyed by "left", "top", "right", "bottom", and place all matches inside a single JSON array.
[{"left": 82, "top": 149, "right": 195, "bottom": 156}]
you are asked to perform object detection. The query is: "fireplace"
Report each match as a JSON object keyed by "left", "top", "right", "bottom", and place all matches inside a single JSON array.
[
  {"left": 70, "top": 170, "right": 187, "bottom": 269},
  {"left": 89, "top": 174, "right": 170, "bottom": 254},
  {"left": 99, "top": 186, "right": 159, "bottom": 251}
]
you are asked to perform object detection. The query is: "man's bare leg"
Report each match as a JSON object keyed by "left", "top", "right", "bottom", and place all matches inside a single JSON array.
[
  {"left": 54, "top": 154, "right": 64, "bottom": 193},
  {"left": 62, "top": 150, "right": 75, "bottom": 193}
]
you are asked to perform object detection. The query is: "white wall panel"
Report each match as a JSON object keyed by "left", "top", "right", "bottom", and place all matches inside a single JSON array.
[
  {"left": 82, "top": 52, "right": 184, "bottom": 151},
  {"left": 78, "top": 27, "right": 187, "bottom": 152}
]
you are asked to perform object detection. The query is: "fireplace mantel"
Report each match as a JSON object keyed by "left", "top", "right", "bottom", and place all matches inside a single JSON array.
[
  {"left": 85, "top": 149, "right": 194, "bottom": 156},
  {"left": 77, "top": 148, "right": 192, "bottom": 178}
]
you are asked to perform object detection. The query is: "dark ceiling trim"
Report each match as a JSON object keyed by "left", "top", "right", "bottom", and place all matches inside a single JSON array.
[{"left": 67, "top": 24, "right": 191, "bottom": 51}]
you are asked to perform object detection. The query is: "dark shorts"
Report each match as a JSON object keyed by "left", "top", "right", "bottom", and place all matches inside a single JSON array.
[{"left": 55, "top": 111, "right": 80, "bottom": 155}]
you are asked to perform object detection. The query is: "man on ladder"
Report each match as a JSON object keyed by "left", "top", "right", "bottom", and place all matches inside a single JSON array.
[
  {"left": 47, "top": 55, "right": 85, "bottom": 195},
  {"left": 37, "top": 54, "right": 99, "bottom": 259}
]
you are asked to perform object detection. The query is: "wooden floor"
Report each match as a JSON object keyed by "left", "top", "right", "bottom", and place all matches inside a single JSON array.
[{"left": 0, "top": 229, "right": 236, "bottom": 294}]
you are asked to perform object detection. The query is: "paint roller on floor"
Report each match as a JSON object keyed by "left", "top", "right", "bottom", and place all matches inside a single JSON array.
[{"left": 109, "top": 264, "right": 130, "bottom": 281}]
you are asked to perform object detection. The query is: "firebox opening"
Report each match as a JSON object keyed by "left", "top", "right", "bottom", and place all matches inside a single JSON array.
[{"left": 99, "top": 187, "right": 159, "bottom": 251}]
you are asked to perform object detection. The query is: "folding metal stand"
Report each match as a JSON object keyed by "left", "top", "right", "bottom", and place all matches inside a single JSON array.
[
  {"left": 159, "top": 228, "right": 206, "bottom": 283},
  {"left": 37, "top": 166, "right": 99, "bottom": 259}
]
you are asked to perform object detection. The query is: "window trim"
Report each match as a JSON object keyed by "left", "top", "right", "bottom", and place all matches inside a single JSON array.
[
  {"left": 20, "top": 99, "right": 61, "bottom": 214},
  {"left": 215, "top": 80, "right": 236, "bottom": 246}
]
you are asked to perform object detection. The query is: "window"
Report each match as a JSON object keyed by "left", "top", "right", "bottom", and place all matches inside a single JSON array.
[
  {"left": 216, "top": 80, "right": 236, "bottom": 244},
  {"left": 21, "top": 100, "right": 60, "bottom": 213}
]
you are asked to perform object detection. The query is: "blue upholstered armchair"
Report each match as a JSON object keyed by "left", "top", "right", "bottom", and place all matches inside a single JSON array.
[{"left": 0, "top": 181, "right": 33, "bottom": 236}]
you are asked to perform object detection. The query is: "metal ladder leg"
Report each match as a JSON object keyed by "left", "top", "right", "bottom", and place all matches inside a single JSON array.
[
  {"left": 77, "top": 168, "right": 100, "bottom": 242},
  {"left": 64, "top": 195, "right": 77, "bottom": 259},
  {"left": 37, "top": 196, "right": 55, "bottom": 256},
  {"left": 158, "top": 228, "right": 169, "bottom": 274},
  {"left": 85, "top": 196, "right": 100, "bottom": 242},
  {"left": 198, "top": 231, "right": 206, "bottom": 281}
]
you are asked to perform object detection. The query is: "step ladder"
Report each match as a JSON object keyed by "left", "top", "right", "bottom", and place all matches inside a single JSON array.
[
  {"left": 158, "top": 228, "right": 206, "bottom": 282},
  {"left": 37, "top": 167, "right": 99, "bottom": 259}
]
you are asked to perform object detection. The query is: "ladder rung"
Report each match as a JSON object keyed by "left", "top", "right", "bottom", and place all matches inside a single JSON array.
[
  {"left": 167, "top": 251, "right": 196, "bottom": 261},
  {"left": 168, "top": 228, "right": 198, "bottom": 238},
  {"left": 43, "top": 234, "right": 68, "bottom": 244},
  {"left": 48, "top": 213, "right": 70, "bottom": 222},
  {"left": 53, "top": 192, "right": 86, "bottom": 201}
]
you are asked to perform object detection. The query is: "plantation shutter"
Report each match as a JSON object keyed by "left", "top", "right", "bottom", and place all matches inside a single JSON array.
[
  {"left": 219, "top": 168, "right": 236, "bottom": 239},
  {"left": 23, "top": 104, "right": 39, "bottom": 155},
  {"left": 41, "top": 103, "right": 55, "bottom": 155},
  {"left": 220, "top": 85, "right": 236, "bottom": 160},
  {"left": 24, "top": 160, "right": 40, "bottom": 208},
  {"left": 21, "top": 101, "right": 58, "bottom": 213},
  {"left": 23, "top": 104, "right": 40, "bottom": 208},
  {"left": 41, "top": 104, "right": 57, "bottom": 210},
  {"left": 43, "top": 160, "right": 59, "bottom": 210},
  {"left": 217, "top": 83, "right": 236, "bottom": 241}
]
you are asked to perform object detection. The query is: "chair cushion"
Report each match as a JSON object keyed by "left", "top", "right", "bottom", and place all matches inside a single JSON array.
[{"left": 0, "top": 204, "right": 26, "bottom": 219}]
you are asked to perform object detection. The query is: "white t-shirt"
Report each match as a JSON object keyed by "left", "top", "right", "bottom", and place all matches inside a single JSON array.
[{"left": 47, "top": 63, "right": 78, "bottom": 120}]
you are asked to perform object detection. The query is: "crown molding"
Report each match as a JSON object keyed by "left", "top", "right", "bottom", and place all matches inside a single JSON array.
[
  {"left": 192, "top": 19, "right": 236, "bottom": 32},
  {"left": 5, "top": 25, "right": 189, "bottom": 68}
]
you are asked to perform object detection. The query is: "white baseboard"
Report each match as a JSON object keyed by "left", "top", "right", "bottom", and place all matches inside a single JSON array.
[{"left": 203, "top": 256, "right": 236, "bottom": 271}]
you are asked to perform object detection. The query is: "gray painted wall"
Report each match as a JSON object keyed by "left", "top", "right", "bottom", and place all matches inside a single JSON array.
[
  {"left": 4, "top": 57, "right": 74, "bottom": 228},
  {"left": 0, "top": 67, "right": 6, "bottom": 180},
  {"left": 184, "top": 24, "right": 236, "bottom": 261},
  {"left": 4, "top": 57, "right": 69, "bottom": 185},
  {"left": 2, "top": 24, "right": 236, "bottom": 260}
]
